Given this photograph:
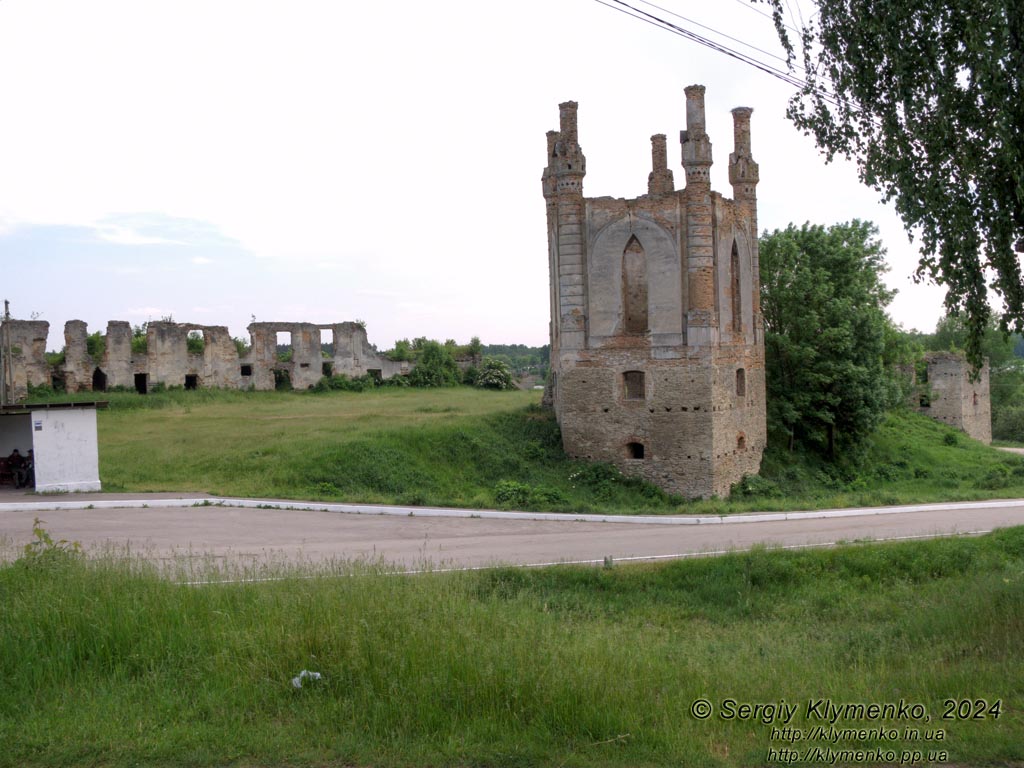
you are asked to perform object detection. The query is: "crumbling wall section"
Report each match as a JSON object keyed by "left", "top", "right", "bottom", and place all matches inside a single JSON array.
[
  {"left": 63, "top": 320, "right": 93, "bottom": 393},
  {"left": 921, "top": 352, "right": 992, "bottom": 444},
  {"left": 103, "top": 321, "right": 134, "bottom": 390},
  {"left": 332, "top": 322, "right": 409, "bottom": 379},
  {"left": 0, "top": 319, "right": 50, "bottom": 401}
]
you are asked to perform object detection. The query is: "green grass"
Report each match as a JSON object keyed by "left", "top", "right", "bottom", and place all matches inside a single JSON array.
[
  {"left": 27, "top": 386, "right": 1024, "bottom": 513},
  {"left": 2, "top": 529, "right": 1022, "bottom": 767}
]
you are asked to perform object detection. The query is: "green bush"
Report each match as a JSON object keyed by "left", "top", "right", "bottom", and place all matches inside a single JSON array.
[
  {"left": 476, "top": 358, "right": 516, "bottom": 390},
  {"left": 943, "top": 431, "right": 959, "bottom": 446},
  {"left": 730, "top": 474, "right": 783, "bottom": 498},
  {"left": 494, "top": 480, "right": 532, "bottom": 506},
  {"left": 407, "top": 341, "right": 460, "bottom": 388}
]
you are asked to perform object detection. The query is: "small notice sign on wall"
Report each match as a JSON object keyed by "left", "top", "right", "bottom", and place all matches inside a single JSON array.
[{"left": 33, "top": 421, "right": 42, "bottom": 432}]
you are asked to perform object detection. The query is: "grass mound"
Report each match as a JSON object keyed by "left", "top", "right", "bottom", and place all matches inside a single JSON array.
[{"left": 31, "top": 386, "right": 1024, "bottom": 512}]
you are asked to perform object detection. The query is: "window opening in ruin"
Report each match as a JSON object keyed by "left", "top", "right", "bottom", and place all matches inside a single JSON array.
[
  {"left": 623, "top": 370, "right": 645, "bottom": 400},
  {"left": 134, "top": 373, "right": 148, "bottom": 395},
  {"left": 973, "top": 392, "right": 979, "bottom": 406},
  {"left": 731, "top": 240, "right": 742, "bottom": 334},
  {"left": 321, "top": 327, "right": 334, "bottom": 360},
  {"left": 186, "top": 331, "right": 205, "bottom": 355},
  {"left": 274, "top": 369, "right": 292, "bottom": 391},
  {"left": 92, "top": 367, "right": 107, "bottom": 392},
  {"left": 368, "top": 369, "right": 382, "bottom": 383},
  {"left": 322, "top": 361, "right": 333, "bottom": 377},
  {"left": 626, "top": 442, "right": 645, "bottom": 459},
  {"left": 276, "top": 331, "right": 293, "bottom": 363},
  {"left": 240, "top": 364, "right": 253, "bottom": 377},
  {"left": 736, "top": 367, "right": 746, "bottom": 398},
  {"left": 737, "top": 434, "right": 746, "bottom": 450},
  {"left": 184, "top": 374, "right": 199, "bottom": 391},
  {"left": 622, "top": 235, "right": 649, "bottom": 334}
]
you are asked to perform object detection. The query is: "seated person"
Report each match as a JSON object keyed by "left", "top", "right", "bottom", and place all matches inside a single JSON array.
[
  {"left": 15, "top": 449, "right": 34, "bottom": 489},
  {"left": 7, "top": 448, "right": 25, "bottom": 488}
]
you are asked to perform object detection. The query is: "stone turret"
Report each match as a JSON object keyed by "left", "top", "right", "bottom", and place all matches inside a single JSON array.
[
  {"left": 542, "top": 100, "right": 588, "bottom": 357},
  {"left": 647, "top": 134, "right": 675, "bottom": 195}
]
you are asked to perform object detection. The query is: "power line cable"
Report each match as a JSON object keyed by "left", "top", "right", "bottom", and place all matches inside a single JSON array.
[
  {"left": 592, "top": 0, "right": 874, "bottom": 124},
  {"left": 633, "top": 0, "right": 800, "bottom": 70}
]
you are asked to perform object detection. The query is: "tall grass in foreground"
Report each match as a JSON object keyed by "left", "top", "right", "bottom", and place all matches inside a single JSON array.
[{"left": 1, "top": 530, "right": 1022, "bottom": 767}]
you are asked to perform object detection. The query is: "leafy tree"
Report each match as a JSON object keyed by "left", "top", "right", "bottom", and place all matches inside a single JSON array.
[
  {"left": 131, "top": 324, "right": 148, "bottom": 355},
  {"left": 407, "top": 340, "right": 460, "bottom": 388},
  {"left": 761, "top": 220, "right": 904, "bottom": 455},
  {"left": 475, "top": 358, "right": 516, "bottom": 390},
  {"left": 762, "top": 0, "right": 1024, "bottom": 368},
  {"left": 85, "top": 331, "right": 105, "bottom": 362}
]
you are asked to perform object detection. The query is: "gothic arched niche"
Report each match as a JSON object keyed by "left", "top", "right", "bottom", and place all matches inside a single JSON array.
[
  {"left": 731, "top": 239, "right": 742, "bottom": 335},
  {"left": 622, "top": 235, "right": 648, "bottom": 334}
]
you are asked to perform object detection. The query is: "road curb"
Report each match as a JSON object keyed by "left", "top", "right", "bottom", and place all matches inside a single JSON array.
[{"left": 3, "top": 495, "right": 1024, "bottom": 525}]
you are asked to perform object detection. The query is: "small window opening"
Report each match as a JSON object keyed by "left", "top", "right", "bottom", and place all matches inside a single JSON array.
[
  {"left": 240, "top": 364, "right": 253, "bottom": 377},
  {"left": 973, "top": 391, "right": 979, "bottom": 406},
  {"left": 321, "top": 327, "right": 334, "bottom": 359},
  {"left": 624, "top": 370, "right": 645, "bottom": 400},
  {"left": 184, "top": 374, "right": 199, "bottom": 390},
  {"left": 300, "top": 362, "right": 310, "bottom": 369},
  {"left": 134, "top": 373, "right": 148, "bottom": 395},
  {"left": 736, "top": 367, "right": 746, "bottom": 398},
  {"left": 276, "top": 331, "right": 293, "bottom": 363},
  {"left": 322, "top": 361, "right": 333, "bottom": 377},
  {"left": 92, "top": 367, "right": 107, "bottom": 392},
  {"left": 626, "top": 442, "right": 645, "bottom": 459},
  {"left": 737, "top": 434, "right": 746, "bottom": 451}
]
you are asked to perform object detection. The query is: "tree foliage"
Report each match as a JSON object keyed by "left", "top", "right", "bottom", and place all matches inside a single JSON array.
[
  {"left": 763, "top": 0, "right": 1024, "bottom": 368},
  {"left": 761, "top": 221, "right": 905, "bottom": 455}
]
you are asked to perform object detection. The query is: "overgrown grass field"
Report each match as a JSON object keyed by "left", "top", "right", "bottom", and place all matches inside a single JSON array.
[
  {"left": 33, "top": 386, "right": 1024, "bottom": 513},
  {"left": 2, "top": 529, "right": 1022, "bottom": 767}
]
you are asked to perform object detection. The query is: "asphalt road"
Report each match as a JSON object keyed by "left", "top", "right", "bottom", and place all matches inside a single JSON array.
[{"left": 3, "top": 496, "right": 1024, "bottom": 573}]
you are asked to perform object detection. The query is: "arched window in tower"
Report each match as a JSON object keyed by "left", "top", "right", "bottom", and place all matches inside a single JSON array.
[
  {"left": 731, "top": 239, "right": 742, "bottom": 335},
  {"left": 622, "top": 235, "right": 648, "bottom": 334}
]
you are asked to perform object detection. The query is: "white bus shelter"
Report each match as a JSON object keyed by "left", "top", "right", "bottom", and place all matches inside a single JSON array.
[{"left": 0, "top": 402, "right": 107, "bottom": 493}]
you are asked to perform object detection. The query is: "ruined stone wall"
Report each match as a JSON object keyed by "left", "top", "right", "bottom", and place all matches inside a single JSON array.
[
  {"left": 920, "top": 352, "right": 992, "bottom": 444},
  {"left": 544, "top": 86, "right": 767, "bottom": 499},
  {"left": 3, "top": 316, "right": 408, "bottom": 399},
  {"left": 0, "top": 319, "right": 50, "bottom": 401}
]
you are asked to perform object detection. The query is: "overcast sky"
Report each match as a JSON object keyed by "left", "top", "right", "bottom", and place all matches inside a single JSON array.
[{"left": 0, "top": 0, "right": 948, "bottom": 351}]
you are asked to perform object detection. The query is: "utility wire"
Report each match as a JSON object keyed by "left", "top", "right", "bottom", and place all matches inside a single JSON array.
[
  {"left": 633, "top": 0, "right": 801, "bottom": 70},
  {"left": 592, "top": 0, "right": 874, "bottom": 124}
]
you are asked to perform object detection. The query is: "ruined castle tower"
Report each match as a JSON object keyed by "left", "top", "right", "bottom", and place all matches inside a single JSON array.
[{"left": 542, "top": 86, "right": 766, "bottom": 498}]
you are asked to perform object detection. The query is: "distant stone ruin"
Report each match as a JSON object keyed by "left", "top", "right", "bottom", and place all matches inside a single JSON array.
[
  {"left": 917, "top": 352, "right": 992, "bottom": 444},
  {"left": 0, "top": 318, "right": 409, "bottom": 399}
]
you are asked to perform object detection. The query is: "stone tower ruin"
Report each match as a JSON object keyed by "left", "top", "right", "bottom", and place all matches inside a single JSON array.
[{"left": 543, "top": 85, "right": 766, "bottom": 498}]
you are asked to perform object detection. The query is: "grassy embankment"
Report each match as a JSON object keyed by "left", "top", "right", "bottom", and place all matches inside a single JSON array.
[
  {"left": 2, "top": 528, "right": 1022, "bottom": 767},
  {"left": 29, "top": 385, "right": 1024, "bottom": 513}
]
